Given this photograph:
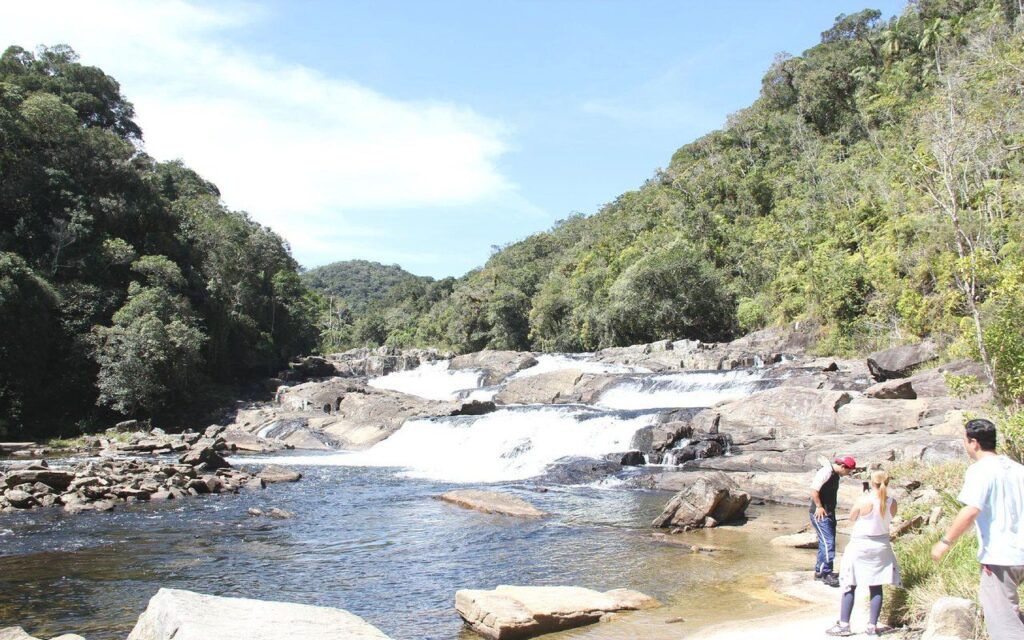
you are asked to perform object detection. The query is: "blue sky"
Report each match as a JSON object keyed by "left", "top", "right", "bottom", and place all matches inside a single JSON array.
[{"left": 4, "top": 1, "right": 906, "bottom": 278}]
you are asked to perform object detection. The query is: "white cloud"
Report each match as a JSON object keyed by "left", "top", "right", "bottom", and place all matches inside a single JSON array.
[{"left": 1, "top": 0, "right": 513, "bottom": 266}]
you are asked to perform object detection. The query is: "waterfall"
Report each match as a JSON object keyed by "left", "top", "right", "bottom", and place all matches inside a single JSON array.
[
  {"left": 245, "top": 406, "right": 659, "bottom": 483},
  {"left": 510, "top": 354, "right": 650, "bottom": 379},
  {"left": 595, "top": 369, "right": 778, "bottom": 410},
  {"left": 368, "top": 360, "right": 486, "bottom": 401}
]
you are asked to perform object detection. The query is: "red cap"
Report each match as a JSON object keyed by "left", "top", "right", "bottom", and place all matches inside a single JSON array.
[{"left": 835, "top": 456, "right": 857, "bottom": 469}]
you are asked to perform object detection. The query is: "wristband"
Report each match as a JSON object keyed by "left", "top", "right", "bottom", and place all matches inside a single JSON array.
[{"left": 940, "top": 538, "right": 952, "bottom": 545}]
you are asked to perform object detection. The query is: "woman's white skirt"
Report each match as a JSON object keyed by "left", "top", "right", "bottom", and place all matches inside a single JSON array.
[{"left": 839, "top": 534, "right": 902, "bottom": 587}]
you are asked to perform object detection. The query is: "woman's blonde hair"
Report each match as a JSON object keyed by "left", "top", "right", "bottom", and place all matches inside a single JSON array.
[{"left": 870, "top": 470, "right": 890, "bottom": 516}]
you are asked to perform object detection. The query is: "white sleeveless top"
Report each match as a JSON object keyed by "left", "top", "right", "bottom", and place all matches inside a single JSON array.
[{"left": 850, "top": 496, "right": 894, "bottom": 538}]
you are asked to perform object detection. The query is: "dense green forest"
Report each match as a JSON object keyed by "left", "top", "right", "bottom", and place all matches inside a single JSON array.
[
  {"left": 302, "top": 260, "right": 432, "bottom": 314},
  {"left": 0, "top": 45, "right": 319, "bottom": 439},
  {"left": 330, "top": 0, "right": 1024, "bottom": 404}
]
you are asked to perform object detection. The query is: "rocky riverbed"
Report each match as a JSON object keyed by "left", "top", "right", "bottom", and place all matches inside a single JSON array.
[{"left": 0, "top": 426, "right": 300, "bottom": 514}]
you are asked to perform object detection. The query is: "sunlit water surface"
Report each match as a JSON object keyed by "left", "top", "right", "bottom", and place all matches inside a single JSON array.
[{"left": 0, "top": 458, "right": 813, "bottom": 640}]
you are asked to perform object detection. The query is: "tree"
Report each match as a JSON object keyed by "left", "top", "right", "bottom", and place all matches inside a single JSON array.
[{"left": 92, "top": 256, "right": 206, "bottom": 417}]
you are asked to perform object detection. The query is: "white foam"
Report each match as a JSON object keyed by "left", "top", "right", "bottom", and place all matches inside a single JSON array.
[
  {"left": 596, "top": 369, "right": 771, "bottom": 410},
  {"left": 368, "top": 360, "right": 486, "bottom": 401},
  {"left": 511, "top": 354, "right": 650, "bottom": 379},
  {"left": 237, "top": 406, "right": 657, "bottom": 483}
]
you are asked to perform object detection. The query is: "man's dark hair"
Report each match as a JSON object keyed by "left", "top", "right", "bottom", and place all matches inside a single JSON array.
[{"left": 965, "top": 418, "right": 998, "bottom": 452}]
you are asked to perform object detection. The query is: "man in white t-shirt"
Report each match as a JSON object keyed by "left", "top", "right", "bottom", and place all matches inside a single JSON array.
[{"left": 932, "top": 418, "right": 1024, "bottom": 640}]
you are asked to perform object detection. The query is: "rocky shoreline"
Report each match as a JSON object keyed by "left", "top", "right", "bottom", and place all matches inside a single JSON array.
[{"left": 0, "top": 425, "right": 300, "bottom": 514}]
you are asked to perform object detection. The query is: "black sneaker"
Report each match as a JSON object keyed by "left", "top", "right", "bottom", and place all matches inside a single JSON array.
[
  {"left": 823, "top": 574, "right": 840, "bottom": 588},
  {"left": 814, "top": 571, "right": 824, "bottom": 581}
]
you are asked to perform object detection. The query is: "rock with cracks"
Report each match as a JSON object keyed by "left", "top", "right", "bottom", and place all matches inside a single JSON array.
[
  {"left": 652, "top": 471, "right": 751, "bottom": 530},
  {"left": 126, "top": 588, "right": 392, "bottom": 640},
  {"left": 455, "top": 585, "right": 658, "bottom": 640}
]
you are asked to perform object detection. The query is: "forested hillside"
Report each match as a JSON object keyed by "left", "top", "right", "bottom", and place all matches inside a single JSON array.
[
  {"left": 335, "top": 0, "right": 1024, "bottom": 404},
  {"left": 302, "top": 260, "right": 432, "bottom": 314},
  {"left": 0, "top": 46, "right": 319, "bottom": 439}
]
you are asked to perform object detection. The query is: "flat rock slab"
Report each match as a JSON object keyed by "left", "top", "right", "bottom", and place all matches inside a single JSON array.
[
  {"left": 126, "top": 588, "right": 392, "bottom": 640},
  {"left": 440, "top": 490, "right": 546, "bottom": 518},
  {"left": 457, "top": 585, "right": 658, "bottom": 639},
  {"left": 769, "top": 531, "right": 819, "bottom": 549}
]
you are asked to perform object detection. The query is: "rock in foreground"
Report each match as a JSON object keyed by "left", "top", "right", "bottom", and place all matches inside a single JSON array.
[
  {"left": 439, "top": 490, "right": 546, "bottom": 518},
  {"left": 126, "top": 588, "right": 392, "bottom": 640},
  {"left": 456, "top": 585, "right": 658, "bottom": 639}
]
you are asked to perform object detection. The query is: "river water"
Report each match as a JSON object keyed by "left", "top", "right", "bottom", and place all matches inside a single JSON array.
[{"left": 0, "top": 358, "right": 815, "bottom": 639}]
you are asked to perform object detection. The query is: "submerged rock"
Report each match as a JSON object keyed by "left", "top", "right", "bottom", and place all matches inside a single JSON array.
[
  {"left": 455, "top": 585, "right": 658, "bottom": 640},
  {"left": 126, "top": 588, "right": 392, "bottom": 640},
  {"left": 439, "top": 490, "right": 546, "bottom": 518}
]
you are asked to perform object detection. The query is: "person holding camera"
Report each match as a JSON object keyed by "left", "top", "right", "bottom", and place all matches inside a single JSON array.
[{"left": 825, "top": 470, "right": 901, "bottom": 637}]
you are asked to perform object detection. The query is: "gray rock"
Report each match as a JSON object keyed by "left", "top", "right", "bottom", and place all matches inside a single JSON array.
[
  {"left": 3, "top": 489, "right": 35, "bottom": 509},
  {"left": 455, "top": 585, "right": 658, "bottom": 640},
  {"left": 126, "top": 588, "right": 392, "bottom": 639},
  {"left": 922, "top": 596, "right": 977, "bottom": 640},
  {"left": 450, "top": 350, "right": 539, "bottom": 386},
  {"left": 652, "top": 472, "right": 751, "bottom": 529},
  {"left": 178, "top": 446, "right": 229, "bottom": 470},
  {"left": 864, "top": 378, "right": 917, "bottom": 399},
  {"left": 3, "top": 469, "right": 75, "bottom": 491},
  {"left": 257, "top": 466, "right": 302, "bottom": 483},
  {"left": 494, "top": 369, "right": 584, "bottom": 405},
  {"left": 867, "top": 342, "right": 938, "bottom": 380}
]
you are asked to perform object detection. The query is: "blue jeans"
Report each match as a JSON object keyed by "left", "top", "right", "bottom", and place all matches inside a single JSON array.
[{"left": 810, "top": 511, "right": 837, "bottom": 575}]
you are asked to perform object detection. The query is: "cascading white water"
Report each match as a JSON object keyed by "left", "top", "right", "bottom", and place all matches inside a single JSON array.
[
  {"left": 595, "top": 369, "right": 776, "bottom": 410},
  {"left": 246, "top": 406, "right": 658, "bottom": 483},
  {"left": 368, "top": 360, "right": 486, "bottom": 401},
  {"left": 510, "top": 354, "right": 650, "bottom": 379}
]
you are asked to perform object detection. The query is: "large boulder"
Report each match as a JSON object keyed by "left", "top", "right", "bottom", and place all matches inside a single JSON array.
[
  {"left": 696, "top": 387, "right": 853, "bottom": 442},
  {"left": 450, "top": 350, "right": 539, "bottom": 386},
  {"left": 867, "top": 342, "right": 938, "bottom": 380},
  {"left": 126, "top": 588, "right": 392, "bottom": 640},
  {"left": 494, "top": 369, "right": 584, "bottom": 405},
  {"left": 178, "top": 445, "right": 229, "bottom": 470},
  {"left": 921, "top": 596, "right": 978, "bottom": 640},
  {"left": 651, "top": 471, "right": 751, "bottom": 529},
  {"left": 455, "top": 585, "right": 658, "bottom": 640},
  {"left": 864, "top": 378, "right": 917, "bottom": 399},
  {"left": 2, "top": 469, "right": 75, "bottom": 491},
  {"left": 439, "top": 490, "right": 546, "bottom": 518}
]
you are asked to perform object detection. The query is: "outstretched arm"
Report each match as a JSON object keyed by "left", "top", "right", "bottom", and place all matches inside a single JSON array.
[{"left": 931, "top": 505, "right": 980, "bottom": 561}]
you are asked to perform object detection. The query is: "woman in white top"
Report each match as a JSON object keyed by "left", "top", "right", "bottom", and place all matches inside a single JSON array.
[{"left": 826, "top": 470, "right": 902, "bottom": 637}]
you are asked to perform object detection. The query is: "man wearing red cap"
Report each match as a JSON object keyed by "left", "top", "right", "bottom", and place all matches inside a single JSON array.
[{"left": 811, "top": 455, "right": 857, "bottom": 587}]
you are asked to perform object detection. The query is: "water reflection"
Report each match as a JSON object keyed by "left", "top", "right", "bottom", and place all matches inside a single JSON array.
[{"left": 0, "top": 463, "right": 812, "bottom": 639}]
